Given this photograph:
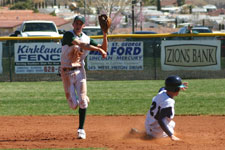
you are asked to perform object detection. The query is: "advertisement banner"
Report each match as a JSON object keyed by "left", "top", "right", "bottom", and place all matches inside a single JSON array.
[
  {"left": 161, "top": 40, "right": 221, "bottom": 70},
  {"left": 14, "top": 43, "right": 61, "bottom": 74},
  {"left": 87, "top": 41, "right": 143, "bottom": 70},
  {"left": 0, "top": 42, "right": 2, "bottom": 74}
]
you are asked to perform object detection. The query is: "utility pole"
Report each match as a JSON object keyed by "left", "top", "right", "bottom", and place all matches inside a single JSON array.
[
  {"left": 132, "top": 0, "right": 136, "bottom": 34},
  {"left": 140, "top": 0, "right": 143, "bottom": 31},
  {"left": 157, "top": 0, "right": 161, "bottom": 11},
  {"left": 84, "top": 0, "right": 86, "bottom": 18}
]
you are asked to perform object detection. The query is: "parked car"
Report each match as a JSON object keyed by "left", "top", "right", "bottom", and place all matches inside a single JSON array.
[
  {"left": 10, "top": 20, "right": 61, "bottom": 37},
  {"left": 167, "top": 26, "right": 214, "bottom": 40},
  {"left": 133, "top": 31, "right": 157, "bottom": 34},
  {"left": 178, "top": 26, "right": 212, "bottom": 34},
  {"left": 58, "top": 29, "right": 66, "bottom": 36},
  {"left": 82, "top": 26, "right": 103, "bottom": 36},
  {"left": 9, "top": 20, "right": 62, "bottom": 43},
  {"left": 82, "top": 26, "right": 103, "bottom": 44},
  {"left": 128, "top": 30, "right": 161, "bottom": 57}
]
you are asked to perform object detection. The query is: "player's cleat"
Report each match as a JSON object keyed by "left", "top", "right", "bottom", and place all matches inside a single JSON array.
[
  {"left": 130, "top": 128, "right": 139, "bottom": 134},
  {"left": 77, "top": 129, "right": 86, "bottom": 139}
]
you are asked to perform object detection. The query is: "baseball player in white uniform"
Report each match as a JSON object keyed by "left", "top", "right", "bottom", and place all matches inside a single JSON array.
[
  {"left": 145, "top": 75, "right": 188, "bottom": 141},
  {"left": 60, "top": 15, "right": 107, "bottom": 139}
]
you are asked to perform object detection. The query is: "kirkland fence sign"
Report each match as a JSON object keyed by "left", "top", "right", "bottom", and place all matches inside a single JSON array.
[
  {"left": 14, "top": 43, "right": 61, "bottom": 74},
  {"left": 161, "top": 40, "right": 221, "bottom": 70},
  {"left": 0, "top": 42, "right": 2, "bottom": 74},
  {"left": 87, "top": 41, "right": 143, "bottom": 70}
]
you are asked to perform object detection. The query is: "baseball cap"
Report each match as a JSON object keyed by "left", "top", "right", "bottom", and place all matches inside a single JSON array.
[{"left": 74, "top": 15, "right": 85, "bottom": 24}]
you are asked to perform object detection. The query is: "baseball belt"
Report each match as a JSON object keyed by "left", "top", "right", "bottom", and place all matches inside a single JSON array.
[{"left": 63, "top": 67, "right": 81, "bottom": 72}]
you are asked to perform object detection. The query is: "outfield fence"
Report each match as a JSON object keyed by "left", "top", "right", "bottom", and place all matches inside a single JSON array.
[{"left": 0, "top": 33, "right": 225, "bottom": 82}]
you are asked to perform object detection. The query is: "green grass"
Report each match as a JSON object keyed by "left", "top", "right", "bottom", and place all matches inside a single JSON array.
[
  {"left": 0, "top": 148, "right": 106, "bottom": 150},
  {"left": 0, "top": 79, "right": 225, "bottom": 150},
  {"left": 0, "top": 79, "right": 225, "bottom": 116}
]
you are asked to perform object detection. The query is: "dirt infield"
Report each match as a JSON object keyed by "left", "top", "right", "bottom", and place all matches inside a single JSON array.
[{"left": 0, "top": 115, "right": 224, "bottom": 150}]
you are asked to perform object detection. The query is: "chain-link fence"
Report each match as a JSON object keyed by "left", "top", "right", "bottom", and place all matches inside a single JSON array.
[{"left": 0, "top": 33, "right": 225, "bottom": 82}]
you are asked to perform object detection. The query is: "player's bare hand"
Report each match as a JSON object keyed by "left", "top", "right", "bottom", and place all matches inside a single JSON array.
[
  {"left": 99, "top": 48, "right": 107, "bottom": 58},
  {"left": 180, "top": 82, "right": 188, "bottom": 91},
  {"left": 170, "top": 135, "right": 181, "bottom": 141}
]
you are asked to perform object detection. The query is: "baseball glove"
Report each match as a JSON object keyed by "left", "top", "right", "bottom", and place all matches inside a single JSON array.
[{"left": 98, "top": 14, "right": 111, "bottom": 33}]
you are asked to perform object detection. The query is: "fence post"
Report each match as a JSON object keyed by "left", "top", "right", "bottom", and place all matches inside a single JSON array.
[
  {"left": 8, "top": 42, "right": 13, "bottom": 82},
  {"left": 153, "top": 39, "right": 157, "bottom": 80}
]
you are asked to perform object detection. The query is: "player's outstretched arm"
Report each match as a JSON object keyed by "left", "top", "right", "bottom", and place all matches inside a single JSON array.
[
  {"left": 72, "top": 39, "right": 107, "bottom": 58},
  {"left": 96, "top": 31, "right": 108, "bottom": 52},
  {"left": 157, "top": 108, "right": 182, "bottom": 141},
  {"left": 100, "top": 32, "right": 108, "bottom": 52}
]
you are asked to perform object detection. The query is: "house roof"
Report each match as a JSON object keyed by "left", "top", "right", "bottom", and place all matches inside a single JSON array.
[
  {"left": 161, "top": 0, "right": 177, "bottom": 7},
  {"left": 203, "top": 4, "right": 217, "bottom": 10},
  {"left": 0, "top": 9, "right": 70, "bottom": 28},
  {"left": 208, "top": 8, "right": 225, "bottom": 16},
  {"left": 0, "top": 21, "right": 22, "bottom": 28},
  {"left": 161, "top": 0, "right": 193, "bottom": 7}
]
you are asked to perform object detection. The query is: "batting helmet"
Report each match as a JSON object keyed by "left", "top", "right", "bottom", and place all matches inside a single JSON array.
[{"left": 165, "top": 75, "right": 183, "bottom": 92}]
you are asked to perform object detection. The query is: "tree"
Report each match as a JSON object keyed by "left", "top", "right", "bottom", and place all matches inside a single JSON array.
[
  {"left": 85, "top": 0, "right": 132, "bottom": 16},
  {"left": 149, "top": 0, "right": 156, "bottom": 5},
  {"left": 142, "top": 0, "right": 153, "bottom": 5},
  {"left": 10, "top": 0, "right": 34, "bottom": 10},
  {"left": 180, "top": 4, "right": 194, "bottom": 14},
  {"left": 177, "top": 0, "right": 185, "bottom": 6},
  {"left": 84, "top": 0, "right": 133, "bottom": 33}
]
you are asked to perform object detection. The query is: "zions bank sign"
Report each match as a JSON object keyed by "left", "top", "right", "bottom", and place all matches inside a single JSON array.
[{"left": 161, "top": 40, "right": 221, "bottom": 70}]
